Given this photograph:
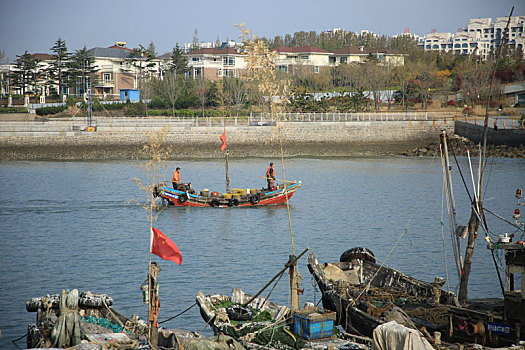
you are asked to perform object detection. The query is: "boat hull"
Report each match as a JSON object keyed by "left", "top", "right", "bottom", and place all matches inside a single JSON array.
[{"left": 156, "top": 182, "right": 301, "bottom": 207}]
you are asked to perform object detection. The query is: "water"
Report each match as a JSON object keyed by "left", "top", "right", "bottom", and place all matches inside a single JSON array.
[{"left": 1, "top": 156, "right": 524, "bottom": 348}]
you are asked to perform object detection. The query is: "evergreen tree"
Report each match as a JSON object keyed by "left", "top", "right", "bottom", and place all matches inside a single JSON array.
[
  {"left": 12, "top": 51, "right": 40, "bottom": 95},
  {"left": 68, "top": 46, "right": 97, "bottom": 97},
  {"left": 146, "top": 41, "right": 157, "bottom": 58},
  {"left": 49, "top": 37, "right": 70, "bottom": 97},
  {"left": 191, "top": 29, "right": 199, "bottom": 52},
  {"left": 169, "top": 44, "right": 189, "bottom": 77}
]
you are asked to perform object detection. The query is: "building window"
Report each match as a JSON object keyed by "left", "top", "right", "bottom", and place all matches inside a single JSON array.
[
  {"left": 340, "top": 57, "right": 347, "bottom": 63},
  {"left": 192, "top": 57, "right": 199, "bottom": 61},
  {"left": 103, "top": 73, "right": 111, "bottom": 82},
  {"left": 314, "top": 66, "right": 319, "bottom": 73},
  {"left": 432, "top": 44, "right": 439, "bottom": 49},
  {"left": 223, "top": 69, "right": 235, "bottom": 77},
  {"left": 301, "top": 55, "right": 309, "bottom": 60},
  {"left": 218, "top": 68, "right": 222, "bottom": 77},
  {"left": 223, "top": 56, "right": 235, "bottom": 66}
]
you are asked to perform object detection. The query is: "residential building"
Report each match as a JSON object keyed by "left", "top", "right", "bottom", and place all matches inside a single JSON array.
[
  {"left": 272, "top": 46, "right": 332, "bottom": 74},
  {"left": 422, "top": 16, "right": 525, "bottom": 59},
  {"left": 185, "top": 46, "right": 246, "bottom": 80},
  {"left": 87, "top": 44, "right": 162, "bottom": 99},
  {"left": 330, "top": 46, "right": 405, "bottom": 66},
  {"left": 183, "top": 40, "right": 239, "bottom": 53}
]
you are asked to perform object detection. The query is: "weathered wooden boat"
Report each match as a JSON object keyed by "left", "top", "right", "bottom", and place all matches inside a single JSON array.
[
  {"left": 307, "top": 249, "right": 458, "bottom": 340},
  {"left": 154, "top": 181, "right": 302, "bottom": 207},
  {"left": 196, "top": 288, "right": 370, "bottom": 350},
  {"left": 25, "top": 289, "right": 148, "bottom": 348},
  {"left": 308, "top": 246, "right": 525, "bottom": 348}
]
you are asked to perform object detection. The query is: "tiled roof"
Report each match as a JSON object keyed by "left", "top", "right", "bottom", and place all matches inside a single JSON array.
[
  {"left": 186, "top": 47, "right": 240, "bottom": 55},
  {"left": 273, "top": 46, "right": 332, "bottom": 54},
  {"left": 87, "top": 47, "right": 136, "bottom": 58},
  {"left": 31, "top": 53, "right": 54, "bottom": 60}
]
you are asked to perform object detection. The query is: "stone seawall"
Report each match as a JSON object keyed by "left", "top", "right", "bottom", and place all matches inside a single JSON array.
[
  {"left": 455, "top": 121, "right": 525, "bottom": 147},
  {"left": 0, "top": 121, "right": 454, "bottom": 160}
]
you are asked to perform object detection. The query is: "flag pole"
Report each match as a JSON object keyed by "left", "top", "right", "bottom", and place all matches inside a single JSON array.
[{"left": 148, "top": 167, "right": 158, "bottom": 349}]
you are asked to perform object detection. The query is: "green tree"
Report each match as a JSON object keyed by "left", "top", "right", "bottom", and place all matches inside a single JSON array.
[
  {"left": 169, "top": 44, "right": 189, "bottom": 77},
  {"left": 49, "top": 38, "right": 70, "bottom": 98},
  {"left": 12, "top": 51, "right": 40, "bottom": 95},
  {"left": 68, "top": 46, "right": 98, "bottom": 97}
]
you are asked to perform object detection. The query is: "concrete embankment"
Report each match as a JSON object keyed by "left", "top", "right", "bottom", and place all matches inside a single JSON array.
[{"left": 0, "top": 119, "right": 453, "bottom": 160}]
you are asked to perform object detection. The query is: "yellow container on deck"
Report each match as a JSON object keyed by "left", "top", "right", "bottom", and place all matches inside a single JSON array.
[
  {"left": 250, "top": 189, "right": 259, "bottom": 195},
  {"left": 223, "top": 193, "right": 233, "bottom": 199},
  {"left": 233, "top": 194, "right": 241, "bottom": 199},
  {"left": 232, "top": 188, "right": 248, "bottom": 195}
]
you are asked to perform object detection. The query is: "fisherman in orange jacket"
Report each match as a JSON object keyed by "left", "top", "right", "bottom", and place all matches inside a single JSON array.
[
  {"left": 172, "top": 167, "right": 181, "bottom": 189},
  {"left": 266, "top": 163, "right": 275, "bottom": 191}
]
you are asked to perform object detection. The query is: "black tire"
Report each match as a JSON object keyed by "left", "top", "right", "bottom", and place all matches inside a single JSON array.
[
  {"left": 210, "top": 199, "right": 220, "bottom": 207},
  {"left": 176, "top": 184, "right": 188, "bottom": 191},
  {"left": 178, "top": 194, "right": 188, "bottom": 203},
  {"left": 340, "top": 247, "right": 375, "bottom": 264},
  {"left": 153, "top": 186, "right": 159, "bottom": 198},
  {"left": 228, "top": 198, "right": 239, "bottom": 207},
  {"left": 250, "top": 194, "right": 260, "bottom": 204},
  {"left": 227, "top": 305, "right": 253, "bottom": 321}
]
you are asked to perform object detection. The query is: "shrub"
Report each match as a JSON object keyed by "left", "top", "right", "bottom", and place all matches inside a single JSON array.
[
  {"left": 66, "top": 96, "right": 79, "bottom": 107},
  {"left": 35, "top": 105, "right": 67, "bottom": 116},
  {"left": 447, "top": 100, "right": 457, "bottom": 106},
  {"left": 489, "top": 100, "right": 498, "bottom": 108},
  {"left": 0, "top": 107, "right": 28, "bottom": 113}
]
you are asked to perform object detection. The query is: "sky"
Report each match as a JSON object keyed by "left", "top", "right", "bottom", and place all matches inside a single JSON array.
[{"left": 0, "top": 0, "right": 523, "bottom": 62}]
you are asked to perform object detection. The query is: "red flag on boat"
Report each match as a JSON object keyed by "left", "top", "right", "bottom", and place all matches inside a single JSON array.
[
  {"left": 220, "top": 128, "right": 227, "bottom": 151},
  {"left": 151, "top": 227, "right": 182, "bottom": 265}
]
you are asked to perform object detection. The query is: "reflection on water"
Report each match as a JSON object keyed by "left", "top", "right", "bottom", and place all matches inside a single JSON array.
[{"left": 0, "top": 157, "right": 524, "bottom": 347}]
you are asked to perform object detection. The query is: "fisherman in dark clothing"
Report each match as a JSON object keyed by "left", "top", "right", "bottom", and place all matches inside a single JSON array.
[{"left": 266, "top": 163, "right": 275, "bottom": 190}]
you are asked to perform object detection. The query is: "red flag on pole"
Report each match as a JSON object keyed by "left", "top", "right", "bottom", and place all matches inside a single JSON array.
[
  {"left": 151, "top": 227, "right": 182, "bottom": 265},
  {"left": 220, "top": 128, "right": 227, "bottom": 151}
]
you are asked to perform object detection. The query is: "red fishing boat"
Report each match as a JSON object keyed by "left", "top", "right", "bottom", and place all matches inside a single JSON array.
[{"left": 154, "top": 181, "right": 302, "bottom": 207}]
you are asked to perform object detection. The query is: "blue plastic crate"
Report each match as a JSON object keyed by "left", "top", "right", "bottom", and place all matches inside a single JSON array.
[{"left": 293, "top": 308, "right": 336, "bottom": 340}]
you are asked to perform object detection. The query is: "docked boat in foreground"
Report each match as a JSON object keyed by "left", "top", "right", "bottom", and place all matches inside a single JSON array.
[
  {"left": 308, "top": 246, "right": 525, "bottom": 348},
  {"left": 154, "top": 181, "right": 302, "bottom": 207},
  {"left": 196, "top": 288, "right": 369, "bottom": 350}
]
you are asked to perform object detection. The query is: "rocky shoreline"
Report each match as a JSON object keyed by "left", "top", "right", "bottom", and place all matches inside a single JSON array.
[
  {"left": 398, "top": 134, "right": 525, "bottom": 159},
  {"left": 0, "top": 135, "right": 523, "bottom": 160}
]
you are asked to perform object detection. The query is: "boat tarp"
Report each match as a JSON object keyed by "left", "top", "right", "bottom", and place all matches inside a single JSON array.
[{"left": 372, "top": 321, "right": 434, "bottom": 350}]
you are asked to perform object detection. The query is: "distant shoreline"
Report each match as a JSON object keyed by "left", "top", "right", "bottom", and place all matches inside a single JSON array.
[{"left": 1, "top": 137, "right": 524, "bottom": 161}]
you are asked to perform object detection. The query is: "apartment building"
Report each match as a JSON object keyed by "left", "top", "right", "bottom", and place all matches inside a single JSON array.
[
  {"left": 422, "top": 16, "right": 525, "bottom": 59},
  {"left": 185, "top": 46, "right": 246, "bottom": 80}
]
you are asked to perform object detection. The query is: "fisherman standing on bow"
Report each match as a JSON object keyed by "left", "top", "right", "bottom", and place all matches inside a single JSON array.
[{"left": 266, "top": 163, "right": 275, "bottom": 191}]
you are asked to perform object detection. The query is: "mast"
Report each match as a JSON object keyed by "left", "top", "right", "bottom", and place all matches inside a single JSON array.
[
  {"left": 225, "top": 150, "right": 230, "bottom": 192},
  {"left": 458, "top": 7, "right": 513, "bottom": 302}
]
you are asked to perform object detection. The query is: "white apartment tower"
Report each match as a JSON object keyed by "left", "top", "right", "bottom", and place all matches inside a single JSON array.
[{"left": 422, "top": 16, "right": 525, "bottom": 59}]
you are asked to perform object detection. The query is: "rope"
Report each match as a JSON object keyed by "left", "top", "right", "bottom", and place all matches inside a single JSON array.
[{"left": 158, "top": 303, "right": 197, "bottom": 324}]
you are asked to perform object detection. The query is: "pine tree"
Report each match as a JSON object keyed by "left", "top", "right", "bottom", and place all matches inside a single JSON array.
[
  {"left": 12, "top": 51, "right": 40, "bottom": 95},
  {"left": 49, "top": 37, "right": 70, "bottom": 98},
  {"left": 68, "top": 46, "right": 97, "bottom": 97},
  {"left": 169, "top": 44, "right": 189, "bottom": 77}
]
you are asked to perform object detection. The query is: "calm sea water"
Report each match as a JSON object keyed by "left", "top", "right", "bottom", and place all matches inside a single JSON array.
[{"left": 1, "top": 156, "right": 524, "bottom": 348}]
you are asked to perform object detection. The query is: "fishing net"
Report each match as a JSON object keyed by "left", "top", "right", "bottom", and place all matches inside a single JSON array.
[{"left": 50, "top": 289, "right": 82, "bottom": 347}]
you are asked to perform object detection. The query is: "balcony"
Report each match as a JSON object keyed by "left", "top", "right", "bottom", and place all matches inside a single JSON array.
[{"left": 94, "top": 80, "right": 115, "bottom": 88}]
